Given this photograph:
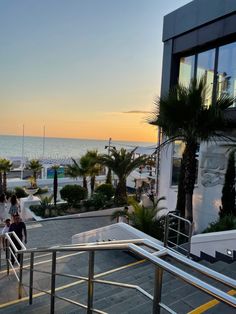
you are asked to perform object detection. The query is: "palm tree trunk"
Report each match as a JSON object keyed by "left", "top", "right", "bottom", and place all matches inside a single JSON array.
[
  {"left": 91, "top": 175, "right": 95, "bottom": 195},
  {"left": 176, "top": 153, "right": 186, "bottom": 217},
  {"left": 0, "top": 172, "right": 3, "bottom": 194},
  {"left": 83, "top": 176, "right": 88, "bottom": 192},
  {"left": 53, "top": 169, "right": 58, "bottom": 206},
  {"left": 3, "top": 171, "right": 7, "bottom": 193},
  {"left": 114, "top": 179, "right": 127, "bottom": 205},
  {"left": 184, "top": 141, "right": 198, "bottom": 222},
  {"left": 106, "top": 168, "right": 112, "bottom": 184}
]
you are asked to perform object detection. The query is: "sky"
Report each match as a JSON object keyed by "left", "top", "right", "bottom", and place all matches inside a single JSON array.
[{"left": 0, "top": 0, "right": 190, "bottom": 142}]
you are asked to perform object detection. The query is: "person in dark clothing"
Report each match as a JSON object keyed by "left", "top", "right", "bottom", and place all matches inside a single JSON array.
[{"left": 8, "top": 213, "right": 27, "bottom": 265}]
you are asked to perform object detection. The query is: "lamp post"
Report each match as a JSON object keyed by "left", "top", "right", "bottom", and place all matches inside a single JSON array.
[{"left": 105, "top": 138, "right": 116, "bottom": 184}]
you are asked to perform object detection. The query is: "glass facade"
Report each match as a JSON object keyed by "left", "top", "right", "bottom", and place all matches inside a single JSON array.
[
  {"left": 171, "top": 40, "right": 236, "bottom": 186},
  {"left": 196, "top": 49, "right": 215, "bottom": 107},
  {"left": 178, "top": 42, "right": 236, "bottom": 107},
  {"left": 179, "top": 55, "right": 195, "bottom": 87},
  {"left": 217, "top": 42, "right": 236, "bottom": 101}
]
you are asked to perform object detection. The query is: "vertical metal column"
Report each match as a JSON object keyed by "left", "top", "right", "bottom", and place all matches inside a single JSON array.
[
  {"left": 163, "top": 215, "right": 169, "bottom": 247},
  {"left": 153, "top": 267, "right": 163, "bottom": 314},
  {"left": 29, "top": 252, "right": 34, "bottom": 304},
  {"left": 87, "top": 251, "right": 95, "bottom": 314},
  {"left": 0, "top": 244, "right": 2, "bottom": 270},
  {"left": 50, "top": 251, "right": 57, "bottom": 314},
  {"left": 177, "top": 217, "right": 181, "bottom": 246},
  {"left": 6, "top": 239, "right": 9, "bottom": 275},
  {"left": 18, "top": 253, "right": 24, "bottom": 299}
]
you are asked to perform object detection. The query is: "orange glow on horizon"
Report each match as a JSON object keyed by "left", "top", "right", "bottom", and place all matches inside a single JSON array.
[{"left": 0, "top": 112, "right": 158, "bottom": 143}]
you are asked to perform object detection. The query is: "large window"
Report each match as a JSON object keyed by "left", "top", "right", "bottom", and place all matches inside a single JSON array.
[
  {"left": 179, "top": 55, "right": 195, "bottom": 87},
  {"left": 217, "top": 42, "right": 236, "bottom": 106},
  {"left": 197, "top": 49, "right": 215, "bottom": 107}
]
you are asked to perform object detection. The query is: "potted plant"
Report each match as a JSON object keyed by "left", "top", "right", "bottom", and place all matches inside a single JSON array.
[{"left": 24, "top": 176, "right": 39, "bottom": 200}]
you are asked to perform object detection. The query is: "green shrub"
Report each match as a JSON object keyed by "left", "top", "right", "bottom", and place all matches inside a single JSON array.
[
  {"left": 82, "top": 193, "right": 107, "bottom": 210},
  {"left": 5, "top": 190, "right": 13, "bottom": 200},
  {"left": 203, "top": 215, "right": 236, "bottom": 233},
  {"left": 35, "top": 187, "right": 49, "bottom": 195},
  {"left": 14, "top": 186, "right": 27, "bottom": 198},
  {"left": 30, "top": 201, "right": 69, "bottom": 218},
  {"left": 91, "top": 193, "right": 107, "bottom": 210},
  {"left": 60, "top": 185, "right": 87, "bottom": 206},
  {"left": 95, "top": 184, "right": 115, "bottom": 200},
  {"left": 83, "top": 198, "right": 94, "bottom": 210}
]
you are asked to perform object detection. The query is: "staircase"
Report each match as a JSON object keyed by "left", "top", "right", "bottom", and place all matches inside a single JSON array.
[{"left": 0, "top": 233, "right": 236, "bottom": 314}]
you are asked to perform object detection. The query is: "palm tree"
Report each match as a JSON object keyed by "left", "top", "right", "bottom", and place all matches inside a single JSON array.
[
  {"left": 149, "top": 78, "right": 236, "bottom": 222},
  {"left": 0, "top": 158, "right": 13, "bottom": 193},
  {"left": 52, "top": 165, "right": 59, "bottom": 206},
  {"left": 65, "top": 155, "right": 91, "bottom": 192},
  {"left": 99, "top": 148, "right": 147, "bottom": 205},
  {"left": 128, "top": 197, "right": 166, "bottom": 234},
  {"left": 0, "top": 160, "right": 5, "bottom": 194},
  {"left": 85, "top": 150, "right": 102, "bottom": 195},
  {"left": 27, "top": 159, "right": 43, "bottom": 187}
]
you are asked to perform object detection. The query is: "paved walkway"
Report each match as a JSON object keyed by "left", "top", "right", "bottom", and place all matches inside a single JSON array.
[{"left": 26, "top": 215, "right": 115, "bottom": 248}]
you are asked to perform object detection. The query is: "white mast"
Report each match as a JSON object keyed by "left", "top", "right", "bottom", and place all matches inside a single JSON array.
[
  {"left": 42, "top": 125, "right": 45, "bottom": 159},
  {"left": 21, "top": 124, "right": 25, "bottom": 180},
  {"left": 42, "top": 125, "right": 46, "bottom": 179}
]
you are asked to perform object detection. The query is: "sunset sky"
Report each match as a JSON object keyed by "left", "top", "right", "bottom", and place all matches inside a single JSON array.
[{"left": 0, "top": 0, "right": 189, "bottom": 142}]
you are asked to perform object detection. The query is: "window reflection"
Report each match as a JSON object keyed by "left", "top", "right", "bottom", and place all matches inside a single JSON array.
[
  {"left": 171, "top": 141, "right": 199, "bottom": 186},
  {"left": 171, "top": 141, "right": 185, "bottom": 186},
  {"left": 217, "top": 42, "right": 236, "bottom": 107},
  {"left": 179, "top": 55, "right": 194, "bottom": 87},
  {"left": 196, "top": 49, "right": 215, "bottom": 107}
]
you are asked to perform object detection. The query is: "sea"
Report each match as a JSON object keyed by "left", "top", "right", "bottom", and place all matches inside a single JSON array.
[{"left": 0, "top": 135, "right": 156, "bottom": 161}]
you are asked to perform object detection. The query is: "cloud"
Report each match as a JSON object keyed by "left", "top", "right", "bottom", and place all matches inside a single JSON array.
[{"left": 122, "top": 110, "right": 151, "bottom": 114}]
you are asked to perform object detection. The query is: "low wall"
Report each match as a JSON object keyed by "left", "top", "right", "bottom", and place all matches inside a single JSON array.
[
  {"left": 191, "top": 230, "right": 236, "bottom": 257},
  {"left": 72, "top": 222, "right": 163, "bottom": 246}
]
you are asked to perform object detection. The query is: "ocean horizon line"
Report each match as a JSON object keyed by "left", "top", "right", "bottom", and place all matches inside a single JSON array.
[{"left": 0, "top": 133, "right": 156, "bottom": 145}]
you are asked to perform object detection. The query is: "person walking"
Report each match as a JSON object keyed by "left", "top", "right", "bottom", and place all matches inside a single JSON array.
[
  {"left": 8, "top": 194, "right": 20, "bottom": 218},
  {"left": 0, "top": 193, "right": 7, "bottom": 222},
  {"left": 8, "top": 213, "right": 27, "bottom": 265}
]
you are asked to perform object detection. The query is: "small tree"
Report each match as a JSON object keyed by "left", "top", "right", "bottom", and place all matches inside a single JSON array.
[
  {"left": 60, "top": 185, "right": 87, "bottom": 207},
  {"left": 95, "top": 183, "right": 115, "bottom": 200},
  {"left": 52, "top": 165, "right": 59, "bottom": 206},
  {"left": 27, "top": 159, "right": 43, "bottom": 187},
  {"left": 0, "top": 158, "right": 13, "bottom": 193},
  {"left": 220, "top": 151, "right": 236, "bottom": 217},
  {"left": 99, "top": 148, "right": 147, "bottom": 205}
]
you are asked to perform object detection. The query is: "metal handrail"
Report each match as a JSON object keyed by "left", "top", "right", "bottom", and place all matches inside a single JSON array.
[
  {"left": 18, "top": 238, "right": 236, "bottom": 290},
  {"left": 164, "top": 212, "right": 193, "bottom": 257},
  {"left": 2, "top": 234, "right": 236, "bottom": 313}
]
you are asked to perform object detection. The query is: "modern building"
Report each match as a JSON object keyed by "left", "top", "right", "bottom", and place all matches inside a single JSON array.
[{"left": 158, "top": 0, "right": 236, "bottom": 232}]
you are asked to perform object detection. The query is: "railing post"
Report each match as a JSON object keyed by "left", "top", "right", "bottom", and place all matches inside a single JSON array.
[
  {"left": 87, "top": 251, "right": 95, "bottom": 314},
  {"left": 29, "top": 252, "right": 34, "bottom": 304},
  {"left": 6, "top": 239, "right": 10, "bottom": 275},
  {"left": 50, "top": 251, "right": 57, "bottom": 314},
  {"left": 18, "top": 253, "right": 24, "bottom": 299},
  {"left": 0, "top": 243, "right": 2, "bottom": 270},
  {"left": 163, "top": 215, "right": 169, "bottom": 247},
  {"left": 153, "top": 266, "right": 163, "bottom": 314},
  {"left": 177, "top": 216, "right": 180, "bottom": 246},
  {"left": 187, "top": 222, "right": 193, "bottom": 258}
]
